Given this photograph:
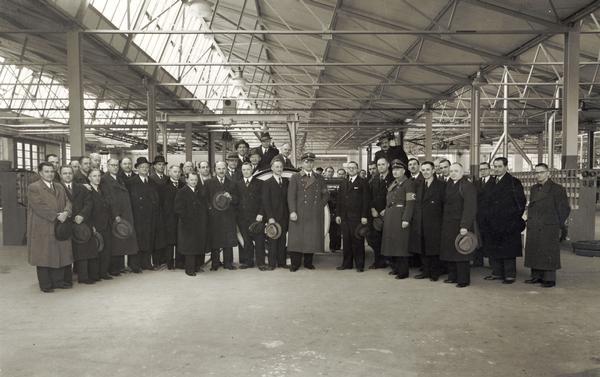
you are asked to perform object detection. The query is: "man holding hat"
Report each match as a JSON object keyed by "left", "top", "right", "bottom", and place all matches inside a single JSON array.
[
  {"left": 150, "top": 155, "right": 169, "bottom": 268},
  {"left": 101, "top": 158, "right": 139, "bottom": 275},
  {"left": 287, "top": 152, "right": 329, "bottom": 271},
  {"left": 236, "top": 162, "right": 267, "bottom": 269},
  {"left": 207, "top": 161, "right": 240, "bottom": 270},
  {"left": 128, "top": 157, "right": 161, "bottom": 272},
  {"left": 262, "top": 157, "right": 290, "bottom": 269},
  {"left": 367, "top": 157, "right": 394, "bottom": 269},
  {"left": 373, "top": 132, "right": 409, "bottom": 176},
  {"left": 60, "top": 165, "right": 99, "bottom": 284},
  {"left": 27, "top": 162, "right": 73, "bottom": 292},
  {"left": 440, "top": 163, "right": 477, "bottom": 288},
  {"left": 335, "top": 161, "right": 370, "bottom": 272},
  {"left": 256, "top": 132, "right": 279, "bottom": 172}
]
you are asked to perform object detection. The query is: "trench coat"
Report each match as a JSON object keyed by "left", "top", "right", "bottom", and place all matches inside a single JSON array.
[
  {"left": 409, "top": 177, "right": 445, "bottom": 256},
  {"left": 206, "top": 176, "right": 239, "bottom": 249},
  {"left": 524, "top": 179, "right": 570, "bottom": 271},
  {"left": 174, "top": 185, "right": 209, "bottom": 255},
  {"left": 381, "top": 176, "right": 416, "bottom": 257},
  {"left": 100, "top": 173, "right": 138, "bottom": 255},
  {"left": 66, "top": 182, "right": 98, "bottom": 261},
  {"left": 486, "top": 173, "right": 527, "bottom": 259},
  {"left": 287, "top": 170, "right": 330, "bottom": 254},
  {"left": 440, "top": 177, "right": 477, "bottom": 262},
  {"left": 27, "top": 180, "right": 73, "bottom": 268}
]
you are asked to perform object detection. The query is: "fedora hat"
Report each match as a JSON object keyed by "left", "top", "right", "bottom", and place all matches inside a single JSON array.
[
  {"left": 54, "top": 221, "right": 73, "bottom": 241},
  {"left": 226, "top": 152, "right": 239, "bottom": 160},
  {"left": 372, "top": 217, "right": 384, "bottom": 232},
  {"left": 376, "top": 132, "right": 394, "bottom": 146},
  {"left": 72, "top": 223, "right": 93, "bottom": 244},
  {"left": 152, "top": 155, "right": 167, "bottom": 165},
  {"left": 259, "top": 132, "right": 272, "bottom": 141},
  {"left": 354, "top": 223, "right": 370, "bottom": 239},
  {"left": 212, "top": 191, "right": 232, "bottom": 211},
  {"left": 248, "top": 221, "right": 265, "bottom": 235},
  {"left": 265, "top": 222, "right": 282, "bottom": 240},
  {"left": 112, "top": 218, "right": 133, "bottom": 239},
  {"left": 455, "top": 232, "right": 479, "bottom": 255},
  {"left": 134, "top": 157, "right": 151, "bottom": 168},
  {"left": 93, "top": 231, "right": 104, "bottom": 252}
]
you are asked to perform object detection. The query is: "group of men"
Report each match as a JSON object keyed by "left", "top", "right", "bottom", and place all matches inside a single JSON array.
[{"left": 26, "top": 131, "right": 571, "bottom": 292}]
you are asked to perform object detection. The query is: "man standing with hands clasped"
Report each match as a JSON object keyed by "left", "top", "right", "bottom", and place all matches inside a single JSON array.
[{"left": 335, "top": 161, "right": 370, "bottom": 272}]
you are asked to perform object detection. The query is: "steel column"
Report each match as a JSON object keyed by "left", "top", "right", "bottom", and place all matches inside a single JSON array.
[
  {"left": 537, "top": 133, "right": 544, "bottom": 164},
  {"left": 470, "top": 73, "right": 482, "bottom": 177},
  {"left": 425, "top": 105, "right": 433, "bottom": 160},
  {"left": 161, "top": 123, "right": 168, "bottom": 158},
  {"left": 146, "top": 82, "right": 157, "bottom": 161},
  {"left": 208, "top": 131, "right": 216, "bottom": 169},
  {"left": 588, "top": 129, "right": 595, "bottom": 169},
  {"left": 185, "top": 123, "right": 193, "bottom": 162},
  {"left": 288, "top": 120, "right": 297, "bottom": 167},
  {"left": 562, "top": 24, "right": 580, "bottom": 169},
  {"left": 66, "top": 30, "right": 85, "bottom": 158},
  {"left": 503, "top": 70, "right": 509, "bottom": 158}
]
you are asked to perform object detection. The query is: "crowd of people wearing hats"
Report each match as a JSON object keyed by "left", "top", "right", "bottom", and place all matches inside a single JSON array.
[{"left": 27, "top": 130, "right": 570, "bottom": 292}]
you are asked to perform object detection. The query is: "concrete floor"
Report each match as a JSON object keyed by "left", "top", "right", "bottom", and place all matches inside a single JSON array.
[{"left": 1, "top": 246, "right": 599, "bottom": 377}]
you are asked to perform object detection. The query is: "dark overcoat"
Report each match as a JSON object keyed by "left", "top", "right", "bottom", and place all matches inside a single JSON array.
[
  {"left": 100, "top": 173, "right": 138, "bottom": 255},
  {"left": 486, "top": 173, "right": 527, "bottom": 259},
  {"left": 336, "top": 176, "right": 370, "bottom": 221},
  {"left": 236, "top": 178, "right": 265, "bottom": 227},
  {"left": 369, "top": 172, "right": 394, "bottom": 214},
  {"left": 475, "top": 175, "right": 496, "bottom": 256},
  {"left": 27, "top": 180, "right": 73, "bottom": 268},
  {"left": 163, "top": 180, "right": 184, "bottom": 246},
  {"left": 128, "top": 175, "right": 161, "bottom": 252},
  {"left": 287, "top": 170, "right": 330, "bottom": 254},
  {"left": 149, "top": 172, "right": 168, "bottom": 250},
  {"left": 262, "top": 176, "right": 289, "bottom": 230},
  {"left": 440, "top": 178, "right": 477, "bottom": 262},
  {"left": 381, "top": 177, "right": 416, "bottom": 257},
  {"left": 206, "top": 176, "right": 239, "bottom": 249},
  {"left": 257, "top": 146, "right": 280, "bottom": 171},
  {"left": 524, "top": 179, "right": 570, "bottom": 270},
  {"left": 66, "top": 182, "right": 97, "bottom": 261},
  {"left": 73, "top": 170, "right": 90, "bottom": 185},
  {"left": 89, "top": 185, "right": 112, "bottom": 257},
  {"left": 174, "top": 185, "right": 209, "bottom": 255},
  {"left": 409, "top": 177, "right": 445, "bottom": 256}
]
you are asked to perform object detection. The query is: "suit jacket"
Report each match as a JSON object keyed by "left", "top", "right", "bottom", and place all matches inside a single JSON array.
[
  {"left": 262, "top": 176, "right": 289, "bottom": 231},
  {"left": 27, "top": 179, "right": 73, "bottom": 268},
  {"left": 236, "top": 178, "right": 264, "bottom": 225},
  {"left": 257, "top": 146, "right": 280, "bottom": 171},
  {"left": 369, "top": 172, "right": 394, "bottom": 213},
  {"left": 336, "top": 176, "right": 370, "bottom": 221},
  {"left": 276, "top": 154, "right": 295, "bottom": 169},
  {"left": 117, "top": 170, "right": 137, "bottom": 189},
  {"left": 226, "top": 167, "right": 242, "bottom": 182},
  {"left": 73, "top": 170, "right": 90, "bottom": 185},
  {"left": 128, "top": 175, "right": 161, "bottom": 252},
  {"left": 206, "top": 176, "right": 239, "bottom": 248}
]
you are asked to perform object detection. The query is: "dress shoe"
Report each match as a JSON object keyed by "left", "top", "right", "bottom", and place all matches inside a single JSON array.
[
  {"left": 80, "top": 280, "right": 95, "bottom": 285},
  {"left": 524, "top": 278, "right": 542, "bottom": 284},
  {"left": 484, "top": 275, "right": 502, "bottom": 281},
  {"left": 56, "top": 282, "right": 73, "bottom": 289},
  {"left": 185, "top": 271, "right": 196, "bottom": 276},
  {"left": 290, "top": 266, "right": 299, "bottom": 272},
  {"left": 541, "top": 281, "right": 556, "bottom": 288},
  {"left": 131, "top": 268, "right": 142, "bottom": 274},
  {"left": 336, "top": 266, "right": 350, "bottom": 270},
  {"left": 224, "top": 265, "right": 238, "bottom": 270},
  {"left": 304, "top": 265, "right": 316, "bottom": 270},
  {"left": 388, "top": 270, "right": 398, "bottom": 275},
  {"left": 101, "top": 275, "right": 113, "bottom": 280},
  {"left": 259, "top": 265, "right": 273, "bottom": 271},
  {"left": 278, "top": 264, "right": 290, "bottom": 269},
  {"left": 502, "top": 279, "right": 516, "bottom": 284},
  {"left": 456, "top": 283, "right": 469, "bottom": 288},
  {"left": 356, "top": 268, "right": 364, "bottom": 272},
  {"left": 239, "top": 264, "right": 250, "bottom": 270},
  {"left": 41, "top": 287, "right": 54, "bottom": 293},
  {"left": 414, "top": 273, "right": 429, "bottom": 279},
  {"left": 430, "top": 276, "right": 439, "bottom": 282},
  {"left": 196, "top": 268, "right": 205, "bottom": 273},
  {"left": 395, "top": 275, "right": 408, "bottom": 280},
  {"left": 443, "top": 279, "right": 456, "bottom": 284},
  {"left": 210, "top": 266, "right": 219, "bottom": 271},
  {"left": 110, "top": 271, "right": 121, "bottom": 277}
]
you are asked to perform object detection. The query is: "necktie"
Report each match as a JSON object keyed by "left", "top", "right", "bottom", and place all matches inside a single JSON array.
[
  {"left": 220, "top": 178, "right": 224, "bottom": 185},
  {"left": 245, "top": 179, "right": 250, "bottom": 187},
  {"left": 67, "top": 184, "right": 71, "bottom": 191},
  {"left": 278, "top": 178, "right": 282, "bottom": 186},
  {"left": 50, "top": 183, "right": 55, "bottom": 192}
]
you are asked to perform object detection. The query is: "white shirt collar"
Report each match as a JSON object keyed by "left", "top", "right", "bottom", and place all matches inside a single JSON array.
[
  {"left": 349, "top": 175, "right": 357, "bottom": 183},
  {"left": 43, "top": 180, "right": 53, "bottom": 189}
]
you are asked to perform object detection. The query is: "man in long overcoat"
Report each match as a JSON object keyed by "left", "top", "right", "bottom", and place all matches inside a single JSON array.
[
  {"left": 524, "top": 163, "right": 570, "bottom": 287},
  {"left": 27, "top": 162, "right": 73, "bottom": 292},
  {"left": 207, "top": 161, "right": 240, "bottom": 270},
  {"left": 485, "top": 157, "right": 526, "bottom": 284},
  {"left": 335, "top": 161, "right": 369, "bottom": 272},
  {"left": 163, "top": 165, "right": 185, "bottom": 269},
  {"left": 410, "top": 161, "right": 445, "bottom": 281},
  {"left": 368, "top": 157, "right": 394, "bottom": 269},
  {"left": 287, "top": 152, "right": 330, "bottom": 271},
  {"left": 262, "top": 158, "right": 290, "bottom": 269},
  {"left": 150, "top": 155, "right": 169, "bottom": 267},
  {"left": 474, "top": 161, "right": 495, "bottom": 267},
  {"left": 100, "top": 158, "right": 138, "bottom": 275},
  {"left": 237, "top": 162, "right": 266, "bottom": 269},
  {"left": 440, "top": 163, "right": 477, "bottom": 288}
]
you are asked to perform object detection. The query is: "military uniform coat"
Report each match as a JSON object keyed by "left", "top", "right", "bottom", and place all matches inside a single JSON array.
[
  {"left": 100, "top": 173, "right": 138, "bottom": 255},
  {"left": 381, "top": 177, "right": 416, "bottom": 257},
  {"left": 486, "top": 173, "right": 527, "bottom": 259},
  {"left": 174, "top": 185, "right": 209, "bottom": 255},
  {"left": 129, "top": 175, "right": 161, "bottom": 252},
  {"left": 206, "top": 176, "right": 239, "bottom": 249},
  {"left": 66, "top": 182, "right": 97, "bottom": 261},
  {"left": 525, "top": 179, "right": 570, "bottom": 271},
  {"left": 27, "top": 180, "right": 73, "bottom": 268},
  {"left": 262, "top": 176, "right": 289, "bottom": 230},
  {"left": 409, "top": 178, "right": 445, "bottom": 256},
  {"left": 287, "top": 170, "right": 330, "bottom": 254},
  {"left": 440, "top": 178, "right": 477, "bottom": 262},
  {"left": 163, "top": 179, "right": 184, "bottom": 246}
]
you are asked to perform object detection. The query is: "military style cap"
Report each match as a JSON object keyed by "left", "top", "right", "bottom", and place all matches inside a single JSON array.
[
  {"left": 226, "top": 152, "right": 239, "bottom": 160},
  {"left": 391, "top": 159, "right": 407, "bottom": 170},
  {"left": 300, "top": 152, "right": 316, "bottom": 161}
]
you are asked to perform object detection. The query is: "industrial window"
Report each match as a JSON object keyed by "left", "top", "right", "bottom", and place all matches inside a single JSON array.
[{"left": 15, "top": 140, "right": 45, "bottom": 171}]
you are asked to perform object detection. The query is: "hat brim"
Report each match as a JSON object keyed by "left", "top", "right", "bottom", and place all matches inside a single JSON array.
[
  {"left": 454, "top": 233, "right": 478, "bottom": 255},
  {"left": 112, "top": 219, "right": 133, "bottom": 239}
]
